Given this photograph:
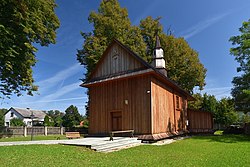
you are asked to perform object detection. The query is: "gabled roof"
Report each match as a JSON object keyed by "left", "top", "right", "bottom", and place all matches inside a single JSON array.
[
  {"left": 7, "top": 107, "right": 46, "bottom": 119},
  {"left": 86, "top": 39, "right": 151, "bottom": 81},
  {"left": 81, "top": 39, "right": 194, "bottom": 100}
]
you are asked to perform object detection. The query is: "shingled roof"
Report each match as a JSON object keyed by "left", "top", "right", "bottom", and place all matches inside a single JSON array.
[{"left": 9, "top": 107, "right": 46, "bottom": 119}]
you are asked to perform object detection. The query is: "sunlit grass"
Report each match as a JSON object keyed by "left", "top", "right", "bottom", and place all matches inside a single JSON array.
[{"left": 0, "top": 134, "right": 249, "bottom": 166}]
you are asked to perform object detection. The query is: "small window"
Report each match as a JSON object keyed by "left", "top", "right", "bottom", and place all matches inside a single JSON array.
[
  {"left": 176, "top": 96, "right": 180, "bottom": 109},
  {"left": 112, "top": 55, "right": 119, "bottom": 73},
  {"left": 11, "top": 112, "right": 14, "bottom": 117}
]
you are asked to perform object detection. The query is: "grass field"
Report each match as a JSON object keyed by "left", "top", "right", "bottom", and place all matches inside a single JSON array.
[
  {"left": 0, "top": 135, "right": 67, "bottom": 142},
  {"left": 0, "top": 134, "right": 249, "bottom": 167}
]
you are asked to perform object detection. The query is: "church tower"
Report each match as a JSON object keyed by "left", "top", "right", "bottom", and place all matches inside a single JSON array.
[{"left": 151, "top": 35, "right": 167, "bottom": 76}]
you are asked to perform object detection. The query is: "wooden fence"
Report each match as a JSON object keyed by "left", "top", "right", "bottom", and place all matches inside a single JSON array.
[
  {"left": 0, "top": 126, "right": 65, "bottom": 138},
  {"left": 187, "top": 109, "right": 213, "bottom": 133}
]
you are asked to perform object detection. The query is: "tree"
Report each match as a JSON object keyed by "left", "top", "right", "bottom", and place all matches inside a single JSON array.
[
  {"left": 46, "top": 110, "right": 64, "bottom": 127},
  {"left": 77, "top": 0, "right": 146, "bottom": 77},
  {"left": 231, "top": 73, "right": 250, "bottom": 113},
  {"left": 215, "top": 98, "right": 239, "bottom": 126},
  {"left": 229, "top": 19, "right": 250, "bottom": 113},
  {"left": 62, "top": 105, "right": 82, "bottom": 128},
  {"left": 140, "top": 17, "right": 206, "bottom": 92},
  {"left": 188, "top": 94, "right": 238, "bottom": 126},
  {"left": 241, "top": 113, "right": 250, "bottom": 123},
  {"left": 0, "top": 108, "right": 7, "bottom": 127},
  {"left": 0, "top": 0, "right": 60, "bottom": 98},
  {"left": 188, "top": 93, "right": 217, "bottom": 112},
  {"left": 188, "top": 93, "right": 203, "bottom": 109},
  {"left": 201, "top": 93, "right": 217, "bottom": 113},
  {"left": 44, "top": 115, "right": 54, "bottom": 126},
  {"left": 10, "top": 118, "right": 25, "bottom": 126}
]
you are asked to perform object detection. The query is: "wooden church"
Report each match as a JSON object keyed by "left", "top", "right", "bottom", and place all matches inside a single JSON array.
[{"left": 81, "top": 37, "right": 194, "bottom": 141}]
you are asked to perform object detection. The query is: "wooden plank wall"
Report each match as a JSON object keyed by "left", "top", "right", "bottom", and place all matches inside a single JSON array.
[
  {"left": 92, "top": 43, "right": 145, "bottom": 79},
  {"left": 88, "top": 75, "right": 151, "bottom": 135},
  {"left": 151, "top": 77, "right": 188, "bottom": 134},
  {"left": 187, "top": 109, "right": 213, "bottom": 133}
]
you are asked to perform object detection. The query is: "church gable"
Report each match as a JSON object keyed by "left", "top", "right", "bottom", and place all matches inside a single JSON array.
[{"left": 90, "top": 41, "right": 147, "bottom": 80}]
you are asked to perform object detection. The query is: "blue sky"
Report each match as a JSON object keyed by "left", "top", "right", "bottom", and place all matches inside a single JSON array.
[{"left": 1, "top": 0, "right": 250, "bottom": 115}]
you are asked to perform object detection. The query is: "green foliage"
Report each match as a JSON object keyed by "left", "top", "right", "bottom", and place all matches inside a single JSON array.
[
  {"left": 216, "top": 98, "right": 239, "bottom": 126},
  {"left": 0, "top": 108, "right": 7, "bottom": 127},
  {"left": 81, "top": 115, "right": 89, "bottom": 128},
  {"left": 231, "top": 73, "right": 250, "bottom": 113},
  {"left": 46, "top": 110, "right": 64, "bottom": 127},
  {"left": 162, "top": 35, "right": 206, "bottom": 92},
  {"left": 10, "top": 118, "right": 25, "bottom": 126},
  {"left": 77, "top": 0, "right": 146, "bottom": 77},
  {"left": 0, "top": 0, "right": 60, "bottom": 98},
  {"left": 44, "top": 115, "right": 54, "bottom": 127},
  {"left": 62, "top": 105, "right": 82, "bottom": 128},
  {"left": 201, "top": 93, "right": 217, "bottom": 113},
  {"left": 77, "top": 1, "right": 206, "bottom": 93},
  {"left": 188, "top": 93, "right": 217, "bottom": 112},
  {"left": 140, "top": 16, "right": 163, "bottom": 62},
  {"left": 140, "top": 17, "right": 206, "bottom": 92},
  {"left": 229, "top": 19, "right": 250, "bottom": 73},
  {"left": 229, "top": 19, "right": 250, "bottom": 112},
  {"left": 189, "top": 94, "right": 239, "bottom": 125},
  {"left": 241, "top": 113, "right": 250, "bottom": 123},
  {"left": 188, "top": 93, "right": 203, "bottom": 109}
]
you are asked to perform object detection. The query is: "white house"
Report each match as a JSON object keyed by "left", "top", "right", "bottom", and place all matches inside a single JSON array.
[{"left": 4, "top": 107, "right": 46, "bottom": 127}]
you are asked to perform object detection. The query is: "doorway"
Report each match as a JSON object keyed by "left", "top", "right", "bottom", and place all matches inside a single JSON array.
[{"left": 111, "top": 111, "right": 122, "bottom": 131}]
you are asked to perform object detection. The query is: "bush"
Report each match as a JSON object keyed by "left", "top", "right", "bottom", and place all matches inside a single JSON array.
[{"left": 10, "top": 118, "right": 25, "bottom": 126}]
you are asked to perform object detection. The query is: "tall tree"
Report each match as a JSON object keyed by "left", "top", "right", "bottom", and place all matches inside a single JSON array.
[
  {"left": 215, "top": 98, "right": 239, "bottom": 126},
  {"left": 62, "top": 105, "right": 82, "bottom": 128},
  {"left": 229, "top": 19, "right": 250, "bottom": 113},
  {"left": 201, "top": 93, "right": 217, "bottom": 113},
  {"left": 0, "top": 108, "right": 7, "bottom": 127},
  {"left": 47, "top": 110, "right": 64, "bottom": 127},
  {"left": 77, "top": 0, "right": 146, "bottom": 77},
  {"left": 0, "top": 0, "right": 60, "bottom": 98},
  {"left": 188, "top": 93, "right": 203, "bottom": 109},
  {"left": 188, "top": 93, "right": 217, "bottom": 113},
  {"left": 140, "top": 17, "right": 206, "bottom": 92}
]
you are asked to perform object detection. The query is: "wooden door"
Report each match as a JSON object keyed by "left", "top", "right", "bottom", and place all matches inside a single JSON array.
[{"left": 111, "top": 112, "right": 122, "bottom": 131}]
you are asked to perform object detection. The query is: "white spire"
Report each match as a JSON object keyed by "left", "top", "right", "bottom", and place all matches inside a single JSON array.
[{"left": 152, "top": 36, "right": 165, "bottom": 69}]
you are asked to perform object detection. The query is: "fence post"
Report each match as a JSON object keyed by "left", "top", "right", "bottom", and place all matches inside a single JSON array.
[
  {"left": 44, "top": 126, "right": 47, "bottom": 136},
  {"left": 24, "top": 126, "right": 27, "bottom": 137},
  {"left": 60, "top": 126, "right": 64, "bottom": 135}
]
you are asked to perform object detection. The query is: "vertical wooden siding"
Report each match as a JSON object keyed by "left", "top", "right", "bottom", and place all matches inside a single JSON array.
[
  {"left": 92, "top": 43, "right": 145, "bottom": 79},
  {"left": 88, "top": 75, "right": 151, "bottom": 135},
  {"left": 151, "top": 77, "right": 188, "bottom": 134},
  {"left": 187, "top": 109, "right": 213, "bottom": 133}
]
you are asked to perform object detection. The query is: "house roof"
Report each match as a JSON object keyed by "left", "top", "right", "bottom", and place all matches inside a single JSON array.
[
  {"left": 8, "top": 107, "right": 46, "bottom": 119},
  {"left": 81, "top": 39, "right": 194, "bottom": 101}
]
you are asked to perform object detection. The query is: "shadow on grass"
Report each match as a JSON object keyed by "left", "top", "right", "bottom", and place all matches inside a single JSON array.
[{"left": 191, "top": 134, "right": 250, "bottom": 143}]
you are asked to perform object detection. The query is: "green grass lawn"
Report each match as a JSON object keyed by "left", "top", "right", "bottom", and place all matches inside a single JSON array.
[
  {"left": 0, "top": 134, "right": 249, "bottom": 167},
  {"left": 0, "top": 135, "right": 67, "bottom": 142}
]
